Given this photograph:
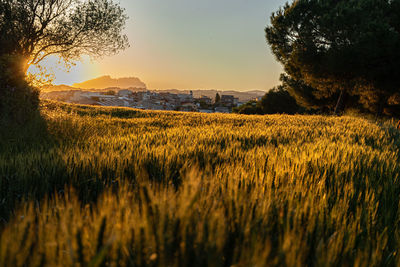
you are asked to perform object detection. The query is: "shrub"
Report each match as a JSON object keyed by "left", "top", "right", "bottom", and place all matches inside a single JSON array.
[
  {"left": 0, "top": 55, "right": 40, "bottom": 124},
  {"left": 233, "top": 100, "right": 261, "bottom": 114},
  {"left": 234, "top": 86, "right": 301, "bottom": 115}
]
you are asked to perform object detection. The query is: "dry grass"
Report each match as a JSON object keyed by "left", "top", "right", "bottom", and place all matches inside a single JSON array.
[{"left": 1, "top": 100, "right": 400, "bottom": 266}]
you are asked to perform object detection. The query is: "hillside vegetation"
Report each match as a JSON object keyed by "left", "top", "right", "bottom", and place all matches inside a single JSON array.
[{"left": 1, "top": 101, "right": 400, "bottom": 266}]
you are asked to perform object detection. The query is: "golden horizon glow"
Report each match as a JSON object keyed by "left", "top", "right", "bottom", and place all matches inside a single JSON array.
[{"left": 31, "top": 0, "right": 286, "bottom": 91}]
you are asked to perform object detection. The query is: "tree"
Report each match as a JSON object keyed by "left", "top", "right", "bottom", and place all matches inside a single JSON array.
[
  {"left": 0, "top": 54, "right": 39, "bottom": 123},
  {"left": 280, "top": 74, "right": 333, "bottom": 111},
  {"left": 234, "top": 86, "right": 301, "bottom": 115},
  {"left": 233, "top": 100, "right": 261, "bottom": 115},
  {"left": 266, "top": 0, "right": 400, "bottom": 115},
  {"left": 0, "top": 0, "right": 129, "bottom": 73},
  {"left": 0, "top": 0, "right": 129, "bottom": 122},
  {"left": 198, "top": 100, "right": 209, "bottom": 109},
  {"left": 259, "top": 85, "right": 300, "bottom": 115},
  {"left": 215, "top": 93, "right": 221, "bottom": 104}
]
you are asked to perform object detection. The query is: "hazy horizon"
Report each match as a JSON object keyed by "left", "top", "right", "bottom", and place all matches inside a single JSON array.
[
  {"left": 62, "top": 75, "right": 269, "bottom": 93},
  {"left": 32, "top": 0, "right": 287, "bottom": 91}
]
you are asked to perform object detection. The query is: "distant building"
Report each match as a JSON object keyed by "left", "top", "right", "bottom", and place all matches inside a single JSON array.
[
  {"left": 221, "top": 95, "right": 239, "bottom": 107},
  {"left": 198, "top": 95, "right": 212, "bottom": 105},
  {"left": 177, "top": 93, "right": 193, "bottom": 102},
  {"left": 41, "top": 88, "right": 210, "bottom": 112},
  {"left": 117, "top": 89, "right": 133, "bottom": 97}
]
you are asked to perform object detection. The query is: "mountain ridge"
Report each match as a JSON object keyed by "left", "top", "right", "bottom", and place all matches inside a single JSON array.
[{"left": 72, "top": 75, "right": 147, "bottom": 90}]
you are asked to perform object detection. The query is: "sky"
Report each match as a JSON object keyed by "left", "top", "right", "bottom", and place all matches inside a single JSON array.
[{"left": 36, "top": 0, "right": 287, "bottom": 91}]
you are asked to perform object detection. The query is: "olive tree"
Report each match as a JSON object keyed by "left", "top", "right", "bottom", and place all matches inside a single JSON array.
[
  {"left": 0, "top": 0, "right": 129, "bottom": 72},
  {"left": 0, "top": 0, "right": 129, "bottom": 122}
]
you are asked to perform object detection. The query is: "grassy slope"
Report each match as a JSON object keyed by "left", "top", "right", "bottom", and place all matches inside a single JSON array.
[{"left": 1, "top": 100, "right": 400, "bottom": 266}]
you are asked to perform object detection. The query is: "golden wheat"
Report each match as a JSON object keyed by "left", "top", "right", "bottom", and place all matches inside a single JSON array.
[{"left": 0, "top": 101, "right": 399, "bottom": 266}]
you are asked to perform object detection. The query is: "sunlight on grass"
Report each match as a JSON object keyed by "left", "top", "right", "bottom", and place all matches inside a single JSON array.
[{"left": 1, "top": 101, "right": 400, "bottom": 266}]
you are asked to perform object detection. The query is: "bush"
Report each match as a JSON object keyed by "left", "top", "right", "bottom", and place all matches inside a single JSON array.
[
  {"left": 0, "top": 55, "right": 40, "bottom": 124},
  {"left": 233, "top": 101, "right": 261, "bottom": 114},
  {"left": 234, "top": 86, "right": 301, "bottom": 115},
  {"left": 259, "top": 86, "right": 300, "bottom": 114}
]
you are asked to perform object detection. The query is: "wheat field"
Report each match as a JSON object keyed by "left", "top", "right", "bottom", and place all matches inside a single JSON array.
[{"left": 1, "top": 101, "right": 400, "bottom": 266}]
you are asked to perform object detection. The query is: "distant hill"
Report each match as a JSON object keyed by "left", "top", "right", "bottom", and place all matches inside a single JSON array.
[
  {"left": 41, "top": 84, "right": 77, "bottom": 92},
  {"left": 41, "top": 84, "right": 147, "bottom": 93},
  {"left": 72, "top": 75, "right": 147, "bottom": 90}
]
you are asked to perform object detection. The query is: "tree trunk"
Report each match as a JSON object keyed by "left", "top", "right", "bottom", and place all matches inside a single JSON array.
[{"left": 334, "top": 90, "right": 345, "bottom": 115}]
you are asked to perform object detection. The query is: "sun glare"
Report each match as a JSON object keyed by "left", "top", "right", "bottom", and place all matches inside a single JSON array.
[{"left": 27, "top": 56, "right": 100, "bottom": 86}]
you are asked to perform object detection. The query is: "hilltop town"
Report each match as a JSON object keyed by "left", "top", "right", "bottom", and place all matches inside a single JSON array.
[
  {"left": 40, "top": 76, "right": 266, "bottom": 113},
  {"left": 41, "top": 88, "right": 260, "bottom": 113}
]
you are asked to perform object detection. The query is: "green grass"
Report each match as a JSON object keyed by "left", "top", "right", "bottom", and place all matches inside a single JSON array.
[{"left": 1, "top": 100, "right": 400, "bottom": 266}]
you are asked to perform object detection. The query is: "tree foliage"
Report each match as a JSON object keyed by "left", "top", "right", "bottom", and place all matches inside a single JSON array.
[
  {"left": 0, "top": 54, "right": 39, "bottom": 123},
  {"left": 233, "top": 100, "right": 261, "bottom": 115},
  {"left": 266, "top": 0, "right": 400, "bottom": 115},
  {"left": 215, "top": 93, "right": 221, "bottom": 104},
  {"left": 0, "top": 0, "right": 129, "bottom": 71},
  {"left": 0, "top": 0, "right": 129, "bottom": 122},
  {"left": 259, "top": 85, "right": 300, "bottom": 114},
  {"left": 234, "top": 86, "right": 300, "bottom": 115}
]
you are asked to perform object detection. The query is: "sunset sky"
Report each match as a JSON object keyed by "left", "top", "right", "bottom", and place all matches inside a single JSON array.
[{"left": 39, "top": 0, "right": 287, "bottom": 91}]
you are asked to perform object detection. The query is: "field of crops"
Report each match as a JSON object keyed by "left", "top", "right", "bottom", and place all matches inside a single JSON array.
[{"left": 1, "top": 100, "right": 400, "bottom": 266}]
